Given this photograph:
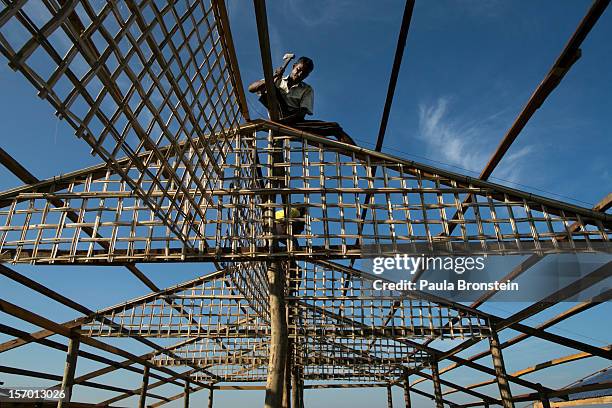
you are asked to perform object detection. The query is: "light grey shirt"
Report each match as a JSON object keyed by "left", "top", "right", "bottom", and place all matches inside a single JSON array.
[{"left": 275, "top": 76, "right": 314, "bottom": 115}]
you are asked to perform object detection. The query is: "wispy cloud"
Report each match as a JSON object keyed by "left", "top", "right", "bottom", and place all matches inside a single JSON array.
[
  {"left": 494, "top": 145, "right": 535, "bottom": 184},
  {"left": 417, "top": 96, "right": 534, "bottom": 184},
  {"left": 284, "top": 0, "right": 352, "bottom": 27},
  {"left": 418, "top": 97, "right": 487, "bottom": 172}
]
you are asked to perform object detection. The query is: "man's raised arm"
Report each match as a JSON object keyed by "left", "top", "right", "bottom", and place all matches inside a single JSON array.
[
  {"left": 247, "top": 66, "right": 285, "bottom": 93},
  {"left": 248, "top": 78, "right": 267, "bottom": 93}
]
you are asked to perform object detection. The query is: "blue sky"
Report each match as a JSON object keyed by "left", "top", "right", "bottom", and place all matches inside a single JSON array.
[
  {"left": 229, "top": 0, "right": 612, "bottom": 207},
  {"left": 0, "top": 1, "right": 611, "bottom": 407}
]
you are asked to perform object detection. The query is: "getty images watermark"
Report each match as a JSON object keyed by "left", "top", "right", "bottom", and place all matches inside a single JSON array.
[
  {"left": 362, "top": 243, "right": 611, "bottom": 302},
  {"left": 370, "top": 254, "right": 519, "bottom": 292}
]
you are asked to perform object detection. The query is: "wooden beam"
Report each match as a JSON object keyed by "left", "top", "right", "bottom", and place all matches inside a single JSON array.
[
  {"left": 412, "top": 370, "right": 498, "bottom": 404},
  {"left": 403, "top": 370, "right": 412, "bottom": 408},
  {"left": 253, "top": 0, "right": 279, "bottom": 121},
  {"left": 184, "top": 380, "right": 190, "bottom": 408},
  {"left": 301, "top": 298, "right": 551, "bottom": 394},
  {"left": 283, "top": 337, "right": 292, "bottom": 408},
  {"left": 57, "top": 336, "right": 80, "bottom": 408},
  {"left": 258, "top": 120, "right": 612, "bottom": 228},
  {"left": 479, "top": 0, "right": 610, "bottom": 181},
  {"left": 212, "top": 383, "right": 392, "bottom": 391},
  {"left": 211, "top": 0, "right": 250, "bottom": 121},
  {"left": 444, "top": 0, "right": 611, "bottom": 236},
  {"left": 436, "top": 262, "right": 612, "bottom": 367},
  {"left": 387, "top": 384, "right": 394, "bottom": 408},
  {"left": 98, "top": 369, "right": 199, "bottom": 406},
  {"left": 489, "top": 330, "right": 514, "bottom": 408},
  {"left": 208, "top": 388, "right": 214, "bottom": 408},
  {"left": 0, "top": 322, "right": 196, "bottom": 394},
  {"left": 431, "top": 360, "right": 444, "bottom": 408},
  {"left": 0, "top": 151, "right": 204, "bottom": 336},
  {"left": 264, "top": 262, "right": 288, "bottom": 408},
  {"left": 352, "top": 0, "right": 416, "bottom": 258},
  {"left": 291, "top": 367, "right": 299, "bottom": 408},
  {"left": 138, "top": 366, "right": 150, "bottom": 408},
  {"left": 535, "top": 396, "right": 612, "bottom": 407},
  {"left": 148, "top": 385, "right": 208, "bottom": 408},
  {"left": 445, "top": 346, "right": 611, "bottom": 396},
  {"left": 510, "top": 321, "right": 611, "bottom": 360},
  {"left": 0, "top": 299, "right": 210, "bottom": 389},
  {"left": 538, "top": 386, "right": 552, "bottom": 408},
  {"left": 459, "top": 382, "right": 612, "bottom": 406},
  {"left": 0, "top": 364, "right": 168, "bottom": 398},
  {"left": 0, "top": 265, "right": 221, "bottom": 382},
  {"left": 0, "top": 319, "right": 85, "bottom": 353},
  {"left": 414, "top": 291, "right": 611, "bottom": 391}
]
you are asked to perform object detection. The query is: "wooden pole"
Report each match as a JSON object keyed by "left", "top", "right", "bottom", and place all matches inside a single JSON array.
[
  {"left": 184, "top": 380, "right": 190, "bottom": 408},
  {"left": 403, "top": 370, "right": 412, "bottom": 408},
  {"left": 430, "top": 360, "right": 444, "bottom": 408},
  {"left": 265, "top": 261, "right": 288, "bottom": 408},
  {"left": 57, "top": 336, "right": 79, "bottom": 408},
  {"left": 257, "top": 25, "right": 288, "bottom": 405},
  {"left": 208, "top": 388, "right": 214, "bottom": 408},
  {"left": 138, "top": 365, "right": 150, "bottom": 408},
  {"left": 252, "top": 0, "right": 280, "bottom": 122},
  {"left": 291, "top": 366, "right": 299, "bottom": 408},
  {"left": 283, "top": 337, "right": 292, "bottom": 408},
  {"left": 300, "top": 372, "right": 305, "bottom": 408},
  {"left": 538, "top": 385, "right": 551, "bottom": 408},
  {"left": 489, "top": 329, "right": 515, "bottom": 408},
  {"left": 387, "top": 384, "right": 393, "bottom": 408}
]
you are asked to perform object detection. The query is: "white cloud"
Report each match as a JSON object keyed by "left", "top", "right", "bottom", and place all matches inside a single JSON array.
[
  {"left": 417, "top": 96, "right": 534, "bottom": 185},
  {"left": 494, "top": 145, "right": 535, "bottom": 184},
  {"left": 417, "top": 97, "right": 486, "bottom": 172}
]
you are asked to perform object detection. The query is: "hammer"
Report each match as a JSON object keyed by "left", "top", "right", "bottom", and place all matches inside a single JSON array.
[{"left": 274, "top": 53, "right": 295, "bottom": 78}]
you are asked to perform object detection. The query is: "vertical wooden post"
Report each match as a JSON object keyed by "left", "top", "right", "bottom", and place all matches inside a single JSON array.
[
  {"left": 138, "top": 365, "right": 150, "bottom": 408},
  {"left": 403, "top": 370, "right": 412, "bottom": 408},
  {"left": 386, "top": 384, "right": 393, "bottom": 408},
  {"left": 291, "top": 366, "right": 299, "bottom": 408},
  {"left": 265, "top": 261, "right": 288, "bottom": 408},
  {"left": 489, "top": 329, "right": 515, "bottom": 408},
  {"left": 57, "top": 336, "right": 79, "bottom": 408},
  {"left": 260, "top": 67, "right": 288, "bottom": 408},
  {"left": 537, "top": 385, "right": 551, "bottom": 408},
  {"left": 430, "top": 360, "right": 444, "bottom": 408},
  {"left": 299, "top": 372, "right": 305, "bottom": 408},
  {"left": 283, "top": 337, "right": 292, "bottom": 408},
  {"left": 184, "top": 380, "right": 190, "bottom": 408},
  {"left": 208, "top": 387, "right": 214, "bottom": 408}
]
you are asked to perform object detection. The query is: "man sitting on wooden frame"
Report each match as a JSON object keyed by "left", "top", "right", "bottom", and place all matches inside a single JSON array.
[{"left": 248, "top": 55, "right": 357, "bottom": 146}]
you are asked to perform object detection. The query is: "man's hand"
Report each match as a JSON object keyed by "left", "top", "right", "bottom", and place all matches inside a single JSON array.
[
  {"left": 248, "top": 66, "right": 285, "bottom": 94},
  {"left": 273, "top": 66, "right": 285, "bottom": 79}
]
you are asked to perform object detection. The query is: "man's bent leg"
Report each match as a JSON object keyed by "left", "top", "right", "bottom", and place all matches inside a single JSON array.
[{"left": 292, "top": 121, "right": 357, "bottom": 146}]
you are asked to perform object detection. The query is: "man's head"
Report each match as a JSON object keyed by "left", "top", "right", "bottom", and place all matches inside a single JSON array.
[{"left": 289, "top": 56, "right": 314, "bottom": 83}]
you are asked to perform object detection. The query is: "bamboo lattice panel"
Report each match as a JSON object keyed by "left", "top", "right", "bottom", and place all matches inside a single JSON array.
[
  {"left": 0, "top": 124, "right": 610, "bottom": 264},
  {"left": 1, "top": 0, "right": 610, "bottom": 391},
  {"left": 82, "top": 262, "right": 489, "bottom": 339},
  {"left": 76, "top": 261, "right": 490, "bottom": 383},
  {"left": 0, "top": 0, "right": 245, "bottom": 245}
]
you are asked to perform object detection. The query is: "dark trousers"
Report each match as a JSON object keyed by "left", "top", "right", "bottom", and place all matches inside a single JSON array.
[{"left": 259, "top": 89, "right": 356, "bottom": 145}]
